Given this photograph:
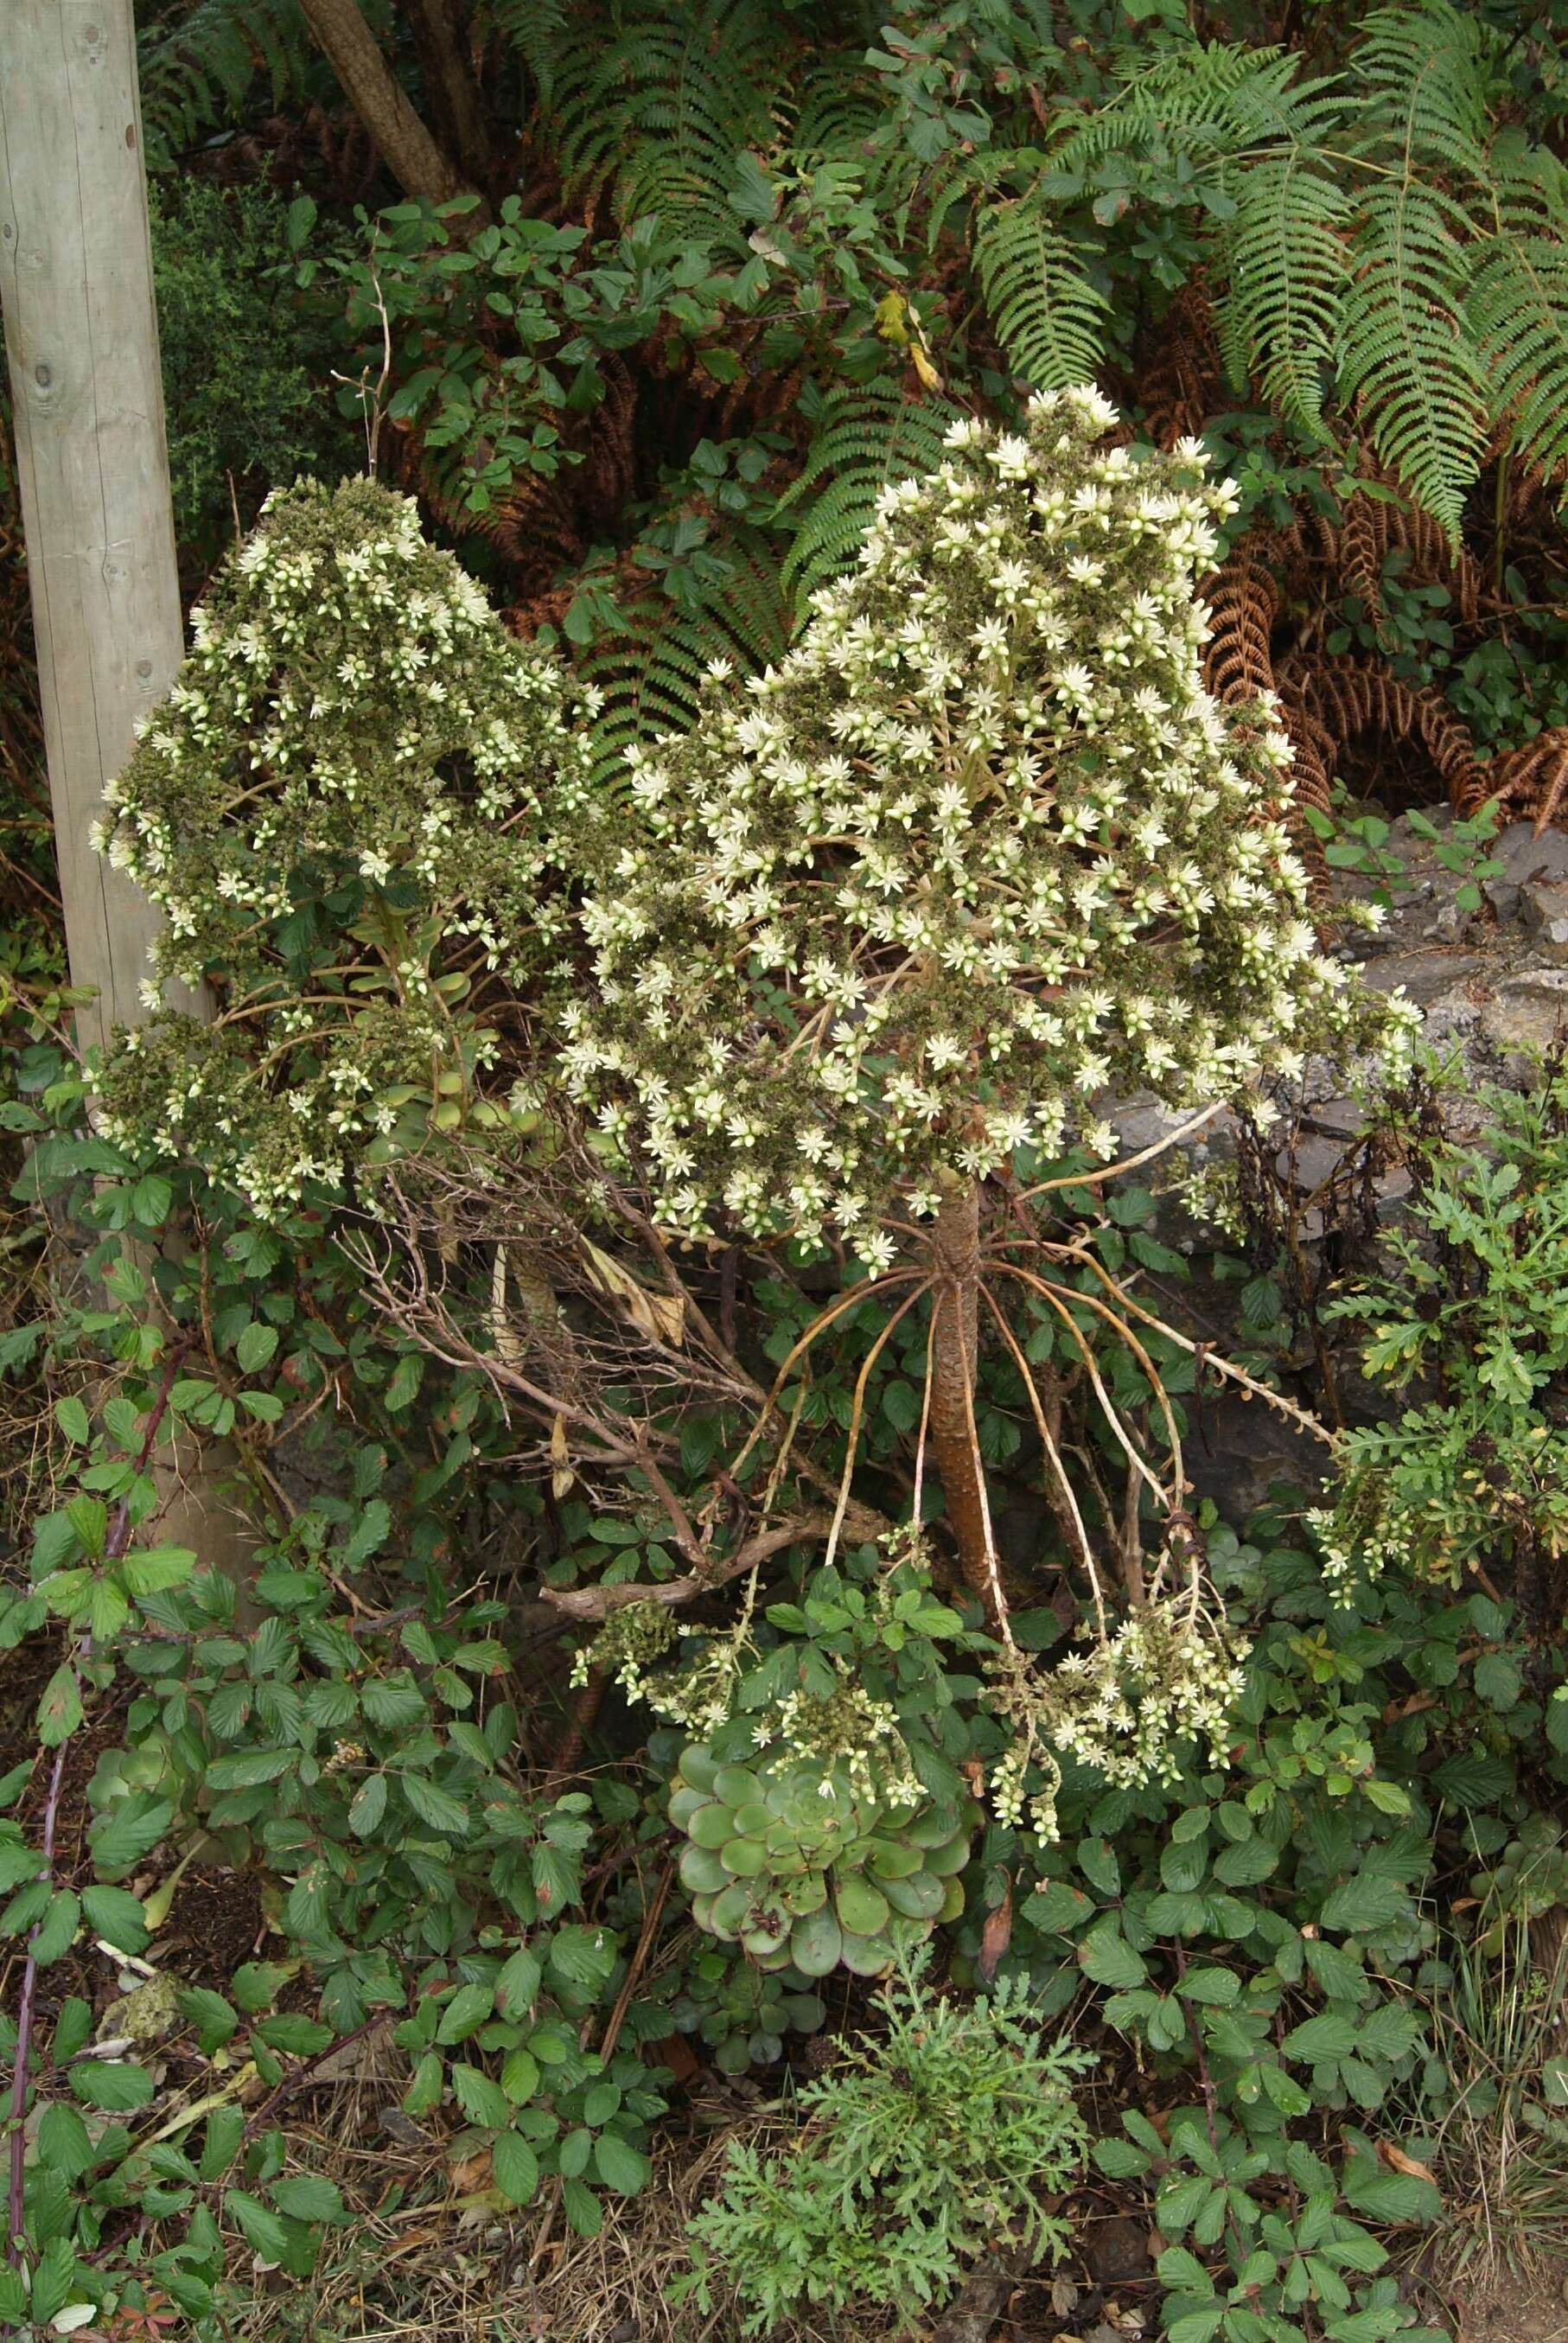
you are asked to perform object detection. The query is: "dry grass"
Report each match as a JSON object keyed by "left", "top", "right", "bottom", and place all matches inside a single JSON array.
[
  {"left": 214, "top": 2054, "right": 1007, "bottom": 2343},
  {"left": 1397, "top": 1914, "right": 1568, "bottom": 2327},
  {"left": 1437, "top": 1926, "right": 1568, "bottom": 2279},
  {"left": 216, "top": 2062, "right": 798, "bottom": 2343}
]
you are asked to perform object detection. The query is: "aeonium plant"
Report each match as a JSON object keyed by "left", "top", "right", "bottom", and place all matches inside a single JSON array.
[
  {"left": 92, "top": 393, "right": 1418, "bottom": 1850},
  {"left": 562, "top": 390, "right": 1373, "bottom": 1237},
  {"left": 93, "top": 475, "right": 596, "bottom": 1216},
  {"left": 553, "top": 387, "right": 1415, "bottom": 1721}
]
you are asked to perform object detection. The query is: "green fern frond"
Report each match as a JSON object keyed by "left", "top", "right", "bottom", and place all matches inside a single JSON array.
[
  {"left": 1336, "top": 180, "right": 1488, "bottom": 545},
  {"left": 579, "top": 527, "right": 788, "bottom": 782},
  {"left": 1055, "top": 44, "right": 1341, "bottom": 174},
  {"left": 492, "top": 0, "right": 568, "bottom": 109},
  {"left": 1224, "top": 150, "right": 1351, "bottom": 438},
  {"left": 549, "top": 0, "right": 783, "bottom": 248},
  {"left": 775, "top": 382, "right": 962, "bottom": 609},
  {"left": 1469, "top": 139, "right": 1568, "bottom": 500},
  {"left": 972, "top": 197, "right": 1109, "bottom": 392},
  {"left": 137, "top": 0, "right": 311, "bottom": 168},
  {"left": 1349, "top": 0, "right": 1494, "bottom": 176},
  {"left": 1336, "top": 0, "right": 1493, "bottom": 543},
  {"left": 1046, "top": 43, "right": 1349, "bottom": 435},
  {"left": 788, "top": 55, "right": 884, "bottom": 168}
]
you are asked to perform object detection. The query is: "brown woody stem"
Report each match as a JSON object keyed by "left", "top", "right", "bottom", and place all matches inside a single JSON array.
[
  {"left": 298, "top": 0, "right": 484, "bottom": 213},
  {"left": 927, "top": 1183, "right": 1006, "bottom": 1631}
]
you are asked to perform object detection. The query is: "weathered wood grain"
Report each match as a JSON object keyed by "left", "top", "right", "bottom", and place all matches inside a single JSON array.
[{"left": 0, "top": 0, "right": 201, "bottom": 1061}]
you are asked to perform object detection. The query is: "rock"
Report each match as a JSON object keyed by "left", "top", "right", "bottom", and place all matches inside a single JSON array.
[
  {"left": 1492, "top": 819, "right": 1568, "bottom": 892},
  {"left": 1482, "top": 967, "right": 1568, "bottom": 1056},
  {"left": 1298, "top": 1095, "right": 1367, "bottom": 1138},
  {"left": 1360, "top": 948, "right": 1486, "bottom": 1011},
  {"left": 1183, "top": 1386, "right": 1330, "bottom": 1518},
  {"left": 1103, "top": 1091, "right": 1233, "bottom": 1165},
  {"left": 91, "top": 1974, "right": 180, "bottom": 2054},
  {"left": 1081, "top": 2215, "right": 1154, "bottom": 2287},
  {"left": 1282, "top": 1133, "right": 1348, "bottom": 1192},
  {"left": 378, "top": 2105, "right": 430, "bottom": 2148},
  {"left": 1422, "top": 899, "right": 1469, "bottom": 942},
  {"left": 1521, "top": 877, "right": 1568, "bottom": 960}
]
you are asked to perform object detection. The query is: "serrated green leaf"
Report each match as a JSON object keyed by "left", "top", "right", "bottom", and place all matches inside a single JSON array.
[
  {"left": 37, "top": 1665, "right": 83, "bottom": 1748},
  {"left": 271, "top": 2174, "right": 346, "bottom": 2222},
  {"left": 1079, "top": 1921, "right": 1147, "bottom": 1989},
  {"left": 120, "top": 1547, "right": 197, "bottom": 1599},
  {"left": 36, "top": 2102, "right": 94, "bottom": 2179},
  {"left": 593, "top": 2129, "right": 650, "bottom": 2194},
  {"left": 494, "top": 2129, "right": 540, "bottom": 2204},
  {"left": 68, "top": 2059, "right": 155, "bottom": 2111},
  {"left": 437, "top": 1982, "right": 494, "bottom": 2045},
  {"left": 237, "top": 1323, "right": 279, "bottom": 1376},
  {"left": 177, "top": 1986, "right": 239, "bottom": 2053},
  {"left": 1319, "top": 1876, "right": 1410, "bottom": 1935},
  {"left": 347, "top": 1772, "right": 387, "bottom": 1838},
  {"left": 200, "top": 2106, "right": 245, "bottom": 2181},
  {"left": 226, "top": 2187, "right": 290, "bottom": 2263},
  {"left": 54, "top": 1396, "right": 91, "bottom": 1446},
  {"left": 399, "top": 1772, "right": 470, "bottom": 1838},
  {"left": 30, "top": 1889, "right": 81, "bottom": 1966},
  {"left": 1284, "top": 2012, "right": 1358, "bottom": 2063},
  {"left": 452, "top": 2063, "right": 509, "bottom": 2129},
  {"left": 498, "top": 1945, "right": 543, "bottom": 2018},
  {"left": 560, "top": 2174, "right": 602, "bottom": 2237}
]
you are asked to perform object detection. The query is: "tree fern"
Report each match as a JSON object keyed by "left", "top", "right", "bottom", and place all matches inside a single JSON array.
[
  {"left": 1335, "top": 0, "right": 1493, "bottom": 545},
  {"left": 1469, "top": 137, "right": 1568, "bottom": 503},
  {"left": 137, "top": 0, "right": 312, "bottom": 168},
  {"left": 578, "top": 526, "right": 788, "bottom": 782},
  {"left": 972, "top": 193, "right": 1109, "bottom": 393},
  {"left": 547, "top": 0, "right": 783, "bottom": 251},
  {"left": 774, "top": 381, "right": 962, "bottom": 609}
]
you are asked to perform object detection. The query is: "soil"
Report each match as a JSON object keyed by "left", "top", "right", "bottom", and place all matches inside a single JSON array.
[
  {"left": 1453, "top": 2259, "right": 1568, "bottom": 2343},
  {"left": 0, "top": 1628, "right": 267, "bottom": 2006},
  {"left": 949, "top": 2218, "right": 1158, "bottom": 2343},
  {"left": 156, "top": 1862, "right": 265, "bottom": 1989}
]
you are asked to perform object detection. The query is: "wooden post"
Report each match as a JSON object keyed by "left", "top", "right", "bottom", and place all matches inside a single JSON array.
[
  {"left": 0, "top": 2, "right": 254, "bottom": 1600},
  {"left": 0, "top": 0, "right": 201, "bottom": 1063}
]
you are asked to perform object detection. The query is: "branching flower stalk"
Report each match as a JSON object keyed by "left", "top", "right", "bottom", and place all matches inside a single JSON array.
[
  {"left": 95, "top": 477, "right": 596, "bottom": 1214},
  {"left": 558, "top": 385, "right": 1412, "bottom": 1637}
]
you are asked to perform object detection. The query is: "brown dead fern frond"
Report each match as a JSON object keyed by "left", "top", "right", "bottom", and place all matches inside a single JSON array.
[
  {"left": 1199, "top": 536, "right": 1329, "bottom": 882},
  {"left": 1291, "top": 654, "right": 1487, "bottom": 814},
  {"left": 1138, "top": 279, "right": 1223, "bottom": 452},
  {"left": 1201, "top": 538, "right": 1280, "bottom": 705},
  {"left": 1488, "top": 727, "right": 1568, "bottom": 830}
]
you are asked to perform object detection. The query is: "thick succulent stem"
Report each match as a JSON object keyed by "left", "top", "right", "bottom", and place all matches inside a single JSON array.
[{"left": 927, "top": 1182, "right": 1004, "bottom": 1629}]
